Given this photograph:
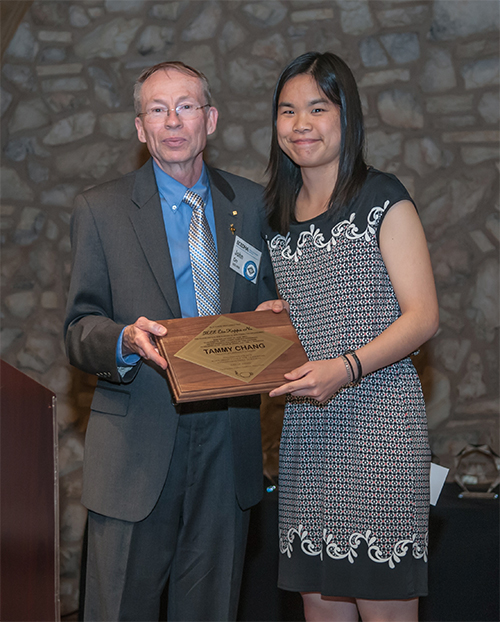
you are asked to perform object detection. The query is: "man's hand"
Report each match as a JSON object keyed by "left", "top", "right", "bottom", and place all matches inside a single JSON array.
[
  {"left": 122, "top": 316, "right": 168, "bottom": 370},
  {"left": 255, "top": 299, "right": 290, "bottom": 313}
]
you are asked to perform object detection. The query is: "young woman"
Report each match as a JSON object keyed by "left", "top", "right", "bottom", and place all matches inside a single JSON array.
[{"left": 257, "top": 52, "right": 439, "bottom": 622}]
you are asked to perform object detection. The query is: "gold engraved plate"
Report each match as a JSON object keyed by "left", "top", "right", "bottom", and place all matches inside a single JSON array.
[{"left": 174, "top": 316, "right": 294, "bottom": 382}]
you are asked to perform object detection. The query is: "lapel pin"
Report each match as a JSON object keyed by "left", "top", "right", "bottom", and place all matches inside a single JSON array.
[{"left": 230, "top": 223, "right": 236, "bottom": 235}]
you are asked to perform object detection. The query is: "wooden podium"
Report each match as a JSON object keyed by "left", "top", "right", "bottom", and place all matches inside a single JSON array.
[{"left": 0, "top": 360, "right": 60, "bottom": 621}]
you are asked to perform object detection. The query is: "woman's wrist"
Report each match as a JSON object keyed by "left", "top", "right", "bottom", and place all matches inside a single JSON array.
[
  {"left": 339, "top": 354, "right": 354, "bottom": 384},
  {"left": 344, "top": 350, "right": 363, "bottom": 385}
]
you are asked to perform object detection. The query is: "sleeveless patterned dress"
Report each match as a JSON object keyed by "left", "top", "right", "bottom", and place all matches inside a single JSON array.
[{"left": 265, "top": 170, "right": 431, "bottom": 599}]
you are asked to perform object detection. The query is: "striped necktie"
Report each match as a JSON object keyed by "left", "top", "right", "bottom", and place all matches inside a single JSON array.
[{"left": 184, "top": 190, "right": 221, "bottom": 316}]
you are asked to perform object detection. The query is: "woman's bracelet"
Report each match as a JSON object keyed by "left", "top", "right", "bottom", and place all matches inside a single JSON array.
[
  {"left": 345, "top": 350, "right": 363, "bottom": 386},
  {"left": 339, "top": 354, "right": 354, "bottom": 384}
]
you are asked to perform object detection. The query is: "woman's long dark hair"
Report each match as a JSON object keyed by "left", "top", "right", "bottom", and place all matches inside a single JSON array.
[{"left": 265, "top": 52, "right": 368, "bottom": 234}]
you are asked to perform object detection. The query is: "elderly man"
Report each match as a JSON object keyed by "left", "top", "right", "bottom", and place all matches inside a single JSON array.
[{"left": 64, "top": 61, "right": 276, "bottom": 621}]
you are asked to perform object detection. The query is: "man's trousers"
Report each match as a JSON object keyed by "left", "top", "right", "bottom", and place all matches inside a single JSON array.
[{"left": 84, "top": 409, "right": 251, "bottom": 621}]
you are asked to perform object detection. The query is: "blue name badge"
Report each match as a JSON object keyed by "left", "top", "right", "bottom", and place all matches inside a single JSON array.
[{"left": 230, "top": 235, "right": 262, "bottom": 284}]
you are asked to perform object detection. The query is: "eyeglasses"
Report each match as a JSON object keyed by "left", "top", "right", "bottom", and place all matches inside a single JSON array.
[{"left": 137, "top": 103, "right": 210, "bottom": 123}]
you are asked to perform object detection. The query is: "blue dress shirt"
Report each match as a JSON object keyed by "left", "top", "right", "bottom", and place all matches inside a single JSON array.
[{"left": 116, "top": 161, "right": 218, "bottom": 367}]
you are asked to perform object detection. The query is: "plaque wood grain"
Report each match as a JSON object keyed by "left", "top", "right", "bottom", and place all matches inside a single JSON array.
[{"left": 155, "top": 310, "right": 308, "bottom": 403}]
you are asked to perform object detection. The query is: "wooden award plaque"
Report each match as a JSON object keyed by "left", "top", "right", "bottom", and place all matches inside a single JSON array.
[{"left": 155, "top": 310, "right": 308, "bottom": 403}]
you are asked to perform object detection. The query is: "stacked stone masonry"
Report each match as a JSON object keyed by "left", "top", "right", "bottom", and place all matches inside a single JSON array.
[{"left": 1, "top": 0, "right": 498, "bottom": 614}]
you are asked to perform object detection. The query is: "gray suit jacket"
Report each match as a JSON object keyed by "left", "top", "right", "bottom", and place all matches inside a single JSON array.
[{"left": 64, "top": 159, "right": 276, "bottom": 522}]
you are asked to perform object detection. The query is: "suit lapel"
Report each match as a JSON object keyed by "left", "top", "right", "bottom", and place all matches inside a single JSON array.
[
  {"left": 129, "top": 160, "right": 181, "bottom": 318},
  {"left": 208, "top": 167, "right": 238, "bottom": 314}
]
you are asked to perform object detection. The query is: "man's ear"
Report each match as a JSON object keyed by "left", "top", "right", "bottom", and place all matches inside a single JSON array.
[
  {"left": 135, "top": 116, "right": 146, "bottom": 144},
  {"left": 206, "top": 106, "right": 218, "bottom": 136}
]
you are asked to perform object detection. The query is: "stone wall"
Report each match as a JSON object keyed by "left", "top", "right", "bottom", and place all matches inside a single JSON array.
[{"left": 1, "top": 0, "right": 498, "bottom": 615}]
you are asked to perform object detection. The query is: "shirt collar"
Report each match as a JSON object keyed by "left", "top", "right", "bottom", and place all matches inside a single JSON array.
[{"left": 153, "top": 160, "right": 209, "bottom": 211}]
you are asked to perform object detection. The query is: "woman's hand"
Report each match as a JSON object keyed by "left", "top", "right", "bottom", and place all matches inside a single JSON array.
[
  {"left": 255, "top": 299, "right": 290, "bottom": 313},
  {"left": 269, "top": 358, "right": 349, "bottom": 403}
]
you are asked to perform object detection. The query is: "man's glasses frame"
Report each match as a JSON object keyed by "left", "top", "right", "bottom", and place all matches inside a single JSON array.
[{"left": 137, "top": 103, "right": 210, "bottom": 122}]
